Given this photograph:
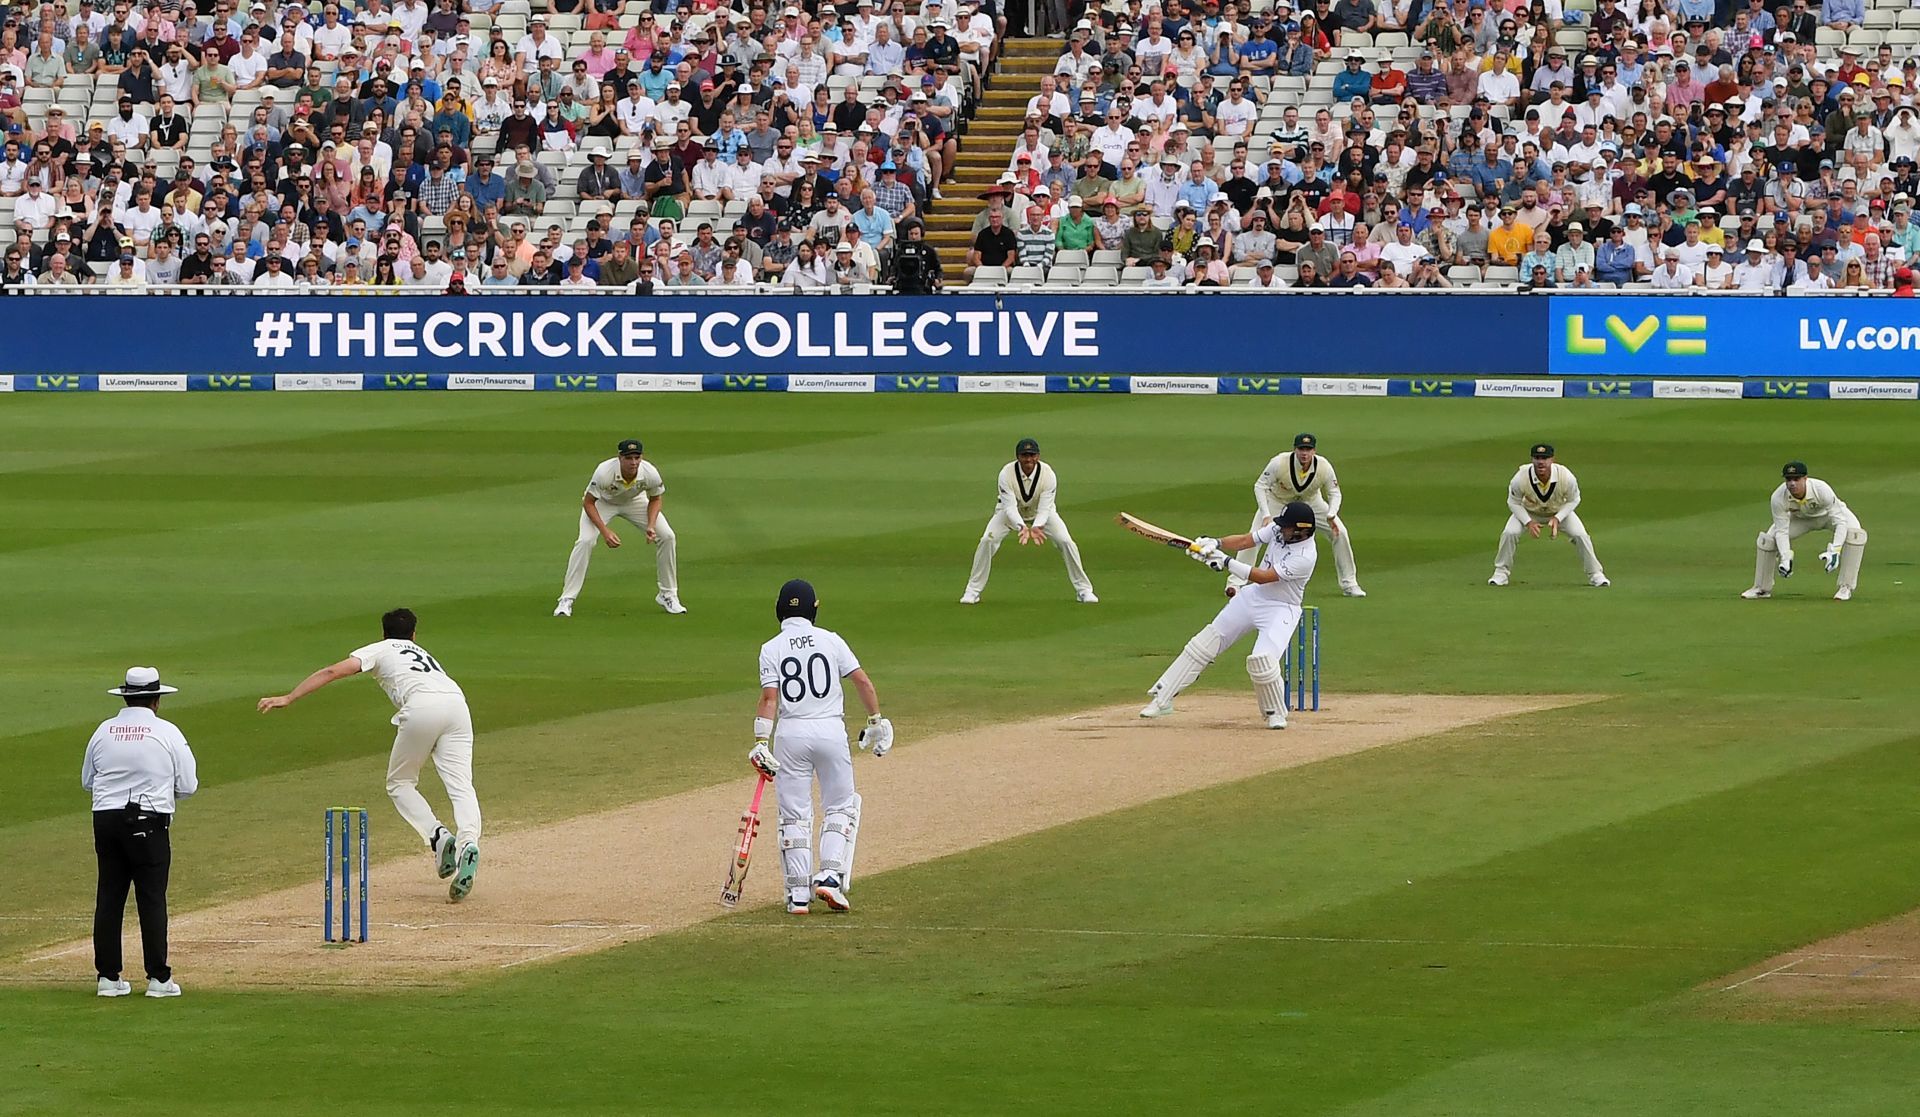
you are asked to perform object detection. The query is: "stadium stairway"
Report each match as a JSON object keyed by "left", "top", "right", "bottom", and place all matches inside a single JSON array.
[{"left": 926, "top": 36, "right": 1063, "bottom": 261}]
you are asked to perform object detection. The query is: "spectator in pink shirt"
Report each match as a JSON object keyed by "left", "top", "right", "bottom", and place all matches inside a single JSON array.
[
  {"left": 579, "top": 32, "right": 617, "bottom": 77},
  {"left": 1666, "top": 59, "right": 1705, "bottom": 109}
]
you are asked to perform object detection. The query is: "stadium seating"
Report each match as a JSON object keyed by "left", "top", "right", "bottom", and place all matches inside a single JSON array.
[
  {"left": 3, "top": 0, "right": 1917, "bottom": 294},
  {"left": 0, "top": 0, "right": 996, "bottom": 289}
]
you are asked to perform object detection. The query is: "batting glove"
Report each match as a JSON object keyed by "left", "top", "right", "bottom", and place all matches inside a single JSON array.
[
  {"left": 858, "top": 715, "right": 894, "bottom": 757},
  {"left": 747, "top": 741, "right": 779, "bottom": 777},
  {"left": 1190, "top": 536, "right": 1220, "bottom": 554}
]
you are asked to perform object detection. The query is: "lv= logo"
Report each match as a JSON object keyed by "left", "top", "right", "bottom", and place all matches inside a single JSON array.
[{"left": 1565, "top": 314, "right": 1707, "bottom": 356}]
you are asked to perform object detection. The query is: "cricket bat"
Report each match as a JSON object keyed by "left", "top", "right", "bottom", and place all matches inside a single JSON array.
[
  {"left": 720, "top": 773, "right": 770, "bottom": 908},
  {"left": 1116, "top": 512, "right": 1196, "bottom": 551}
]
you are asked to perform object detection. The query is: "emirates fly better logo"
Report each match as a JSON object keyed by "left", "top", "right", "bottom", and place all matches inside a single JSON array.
[{"left": 1564, "top": 314, "right": 1708, "bottom": 357}]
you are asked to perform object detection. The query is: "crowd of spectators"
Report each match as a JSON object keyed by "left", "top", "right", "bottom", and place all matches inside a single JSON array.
[
  {"left": 0, "top": 0, "right": 1002, "bottom": 289},
  {"left": 960, "top": 0, "right": 1920, "bottom": 291}
]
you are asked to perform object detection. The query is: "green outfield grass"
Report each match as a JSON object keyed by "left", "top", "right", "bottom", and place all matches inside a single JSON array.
[{"left": 3, "top": 394, "right": 1918, "bottom": 1115}]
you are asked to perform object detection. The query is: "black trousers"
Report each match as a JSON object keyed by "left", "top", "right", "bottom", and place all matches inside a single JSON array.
[{"left": 93, "top": 806, "right": 172, "bottom": 982}]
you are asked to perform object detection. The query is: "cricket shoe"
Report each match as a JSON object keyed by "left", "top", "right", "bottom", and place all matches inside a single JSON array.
[
  {"left": 1264, "top": 711, "right": 1288, "bottom": 730},
  {"left": 1487, "top": 573, "right": 1509, "bottom": 587},
  {"left": 786, "top": 896, "right": 812, "bottom": 915},
  {"left": 656, "top": 592, "right": 688, "bottom": 615},
  {"left": 958, "top": 591, "right": 980, "bottom": 605},
  {"left": 448, "top": 842, "right": 480, "bottom": 903},
  {"left": 553, "top": 599, "right": 572, "bottom": 618},
  {"left": 813, "top": 874, "right": 851, "bottom": 913},
  {"left": 1590, "top": 577, "right": 1611, "bottom": 588},
  {"left": 96, "top": 977, "right": 131, "bottom": 998},
  {"left": 145, "top": 979, "right": 181, "bottom": 998},
  {"left": 1139, "top": 697, "right": 1174, "bottom": 719},
  {"left": 1834, "top": 587, "right": 1853, "bottom": 602},
  {"left": 433, "top": 826, "right": 458, "bottom": 879},
  {"left": 1341, "top": 585, "right": 1367, "bottom": 597},
  {"left": 1077, "top": 591, "right": 1099, "bottom": 604},
  {"left": 1740, "top": 587, "right": 1771, "bottom": 600}
]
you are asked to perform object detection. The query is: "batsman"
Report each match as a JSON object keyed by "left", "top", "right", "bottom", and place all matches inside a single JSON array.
[
  {"left": 748, "top": 579, "right": 892, "bottom": 915},
  {"left": 1141, "top": 502, "right": 1319, "bottom": 729}
]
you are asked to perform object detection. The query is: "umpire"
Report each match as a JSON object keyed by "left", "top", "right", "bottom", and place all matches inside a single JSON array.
[{"left": 83, "top": 667, "right": 198, "bottom": 999}]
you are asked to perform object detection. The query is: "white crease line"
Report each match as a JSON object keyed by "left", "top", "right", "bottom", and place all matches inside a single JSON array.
[
  {"left": 1722, "top": 956, "right": 1806, "bottom": 992},
  {"left": 705, "top": 921, "right": 1731, "bottom": 954},
  {"left": 1768, "top": 970, "right": 1920, "bottom": 982},
  {"left": 499, "top": 928, "right": 637, "bottom": 969}
]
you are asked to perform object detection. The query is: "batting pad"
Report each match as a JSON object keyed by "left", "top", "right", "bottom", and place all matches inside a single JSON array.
[{"left": 1247, "top": 654, "right": 1286, "bottom": 717}]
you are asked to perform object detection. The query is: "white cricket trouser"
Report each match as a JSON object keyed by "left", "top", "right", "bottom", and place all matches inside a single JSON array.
[
  {"left": 1753, "top": 511, "right": 1866, "bottom": 594},
  {"left": 964, "top": 509, "right": 1094, "bottom": 597},
  {"left": 384, "top": 695, "right": 482, "bottom": 849},
  {"left": 1209, "top": 588, "right": 1305, "bottom": 663},
  {"left": 1234, "top": 505, "right": 1359, "bottom": 590},
  {"left": 1152, "top": 588, "right": 1307, "bottom": 702},
  {"left": 772, "top": 718, "right": 858, "bottom": 902},
  {"left": 1493, "top": 510, "right": 1605, "bottom": 582},
  {"left": 558, "top": 500, "right": 678, "bottom": 602}
]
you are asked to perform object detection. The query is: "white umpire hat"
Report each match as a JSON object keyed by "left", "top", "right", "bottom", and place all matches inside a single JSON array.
[{"left": 109, "top": 666, "right": 179, "bottom": 696}]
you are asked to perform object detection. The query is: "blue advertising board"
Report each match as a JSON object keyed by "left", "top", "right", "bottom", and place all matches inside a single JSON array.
[
  {"left": 1547, "top": 294, "right": 1920, "bottom": 379},
  {"left": 0, "top": 294, "right": 1535, "bottom": 377},
  {"left": 1, "top": 293, "right": 1917, "bottom": 388}
]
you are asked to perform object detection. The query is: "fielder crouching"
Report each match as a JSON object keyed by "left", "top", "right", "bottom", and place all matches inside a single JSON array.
[
  {"left": 1141, "top": 501, "right": 1318, "bottom": 730},
  {"left": 1743, "top": 460, "right": 1867, "bottom": 602},
  {"left": 748, "top": 580, "right": 893, "bottom": 915}
]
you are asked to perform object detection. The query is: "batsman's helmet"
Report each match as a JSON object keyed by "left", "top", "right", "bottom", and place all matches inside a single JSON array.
[
  {"left": 776, "top": 579, "right": 819, "bottom": 621},
  {"left": 1277, "top": 501, "right": 1316, "bottom": 533},
  {"left": 1782, "top": 460, "right": 1808, "bottom": 479}
]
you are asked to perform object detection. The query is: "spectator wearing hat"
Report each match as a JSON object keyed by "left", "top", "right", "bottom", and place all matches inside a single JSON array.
[
  {"left": 502, "top": 157, "right": 547, "bottom": 216},
  {"left": 85, "top": 667, "right": 198, "bottom": 1000},
  {"left": 1696, "top": 242, "right": 1733, "bottom": 288},
  {"left": 831, "top": 233, "right": 876, "bottom": 287},
  {"left": 1554, "top": 222, "right": 1594, "bottom": 284},
  {"left": 1139, "top": 253, "right": 1182, "bottom": 287},
  {"left": 1487, "top": 204, "right": 1531, "bottom": 266},
  {"left": 1729, "top": 238, "right": 1771, "bottom": 289},
  {"left": 1331, "top": 51, "right": 1371, "bottom": 102},
  {"left": 1594, "top": 222, "right": 1642, "bottom": 285}
]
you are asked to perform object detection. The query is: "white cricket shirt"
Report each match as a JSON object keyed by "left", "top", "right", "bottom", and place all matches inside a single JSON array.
[
  {"left": 585, "top": 457, "right": 666, "bottom": 507},
  {"left": 995, "top": 460, "right": 1059, "bottom": 528},
  {"left": 82, "top": 707, "right": 199, "bottom": 813},
  {"left": 350, "top": 639, "right": 466, "bottom": 710},
  {"left": 1507, "top": 463, "right": 1582, "bottom": 518},
  {"left": 1770, "top": 478, "right": 1855, "bottom": 529},
  {"left": 1246, "top": 520, "right": 1318, "bottom": 608},
  {"left": 1255, "top": 451, "right": 1343, "bottom": 517},
  {"left": 758, "top": 618, "right": 861, "bottom": 721}
]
